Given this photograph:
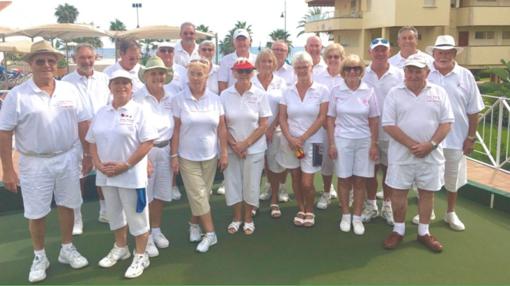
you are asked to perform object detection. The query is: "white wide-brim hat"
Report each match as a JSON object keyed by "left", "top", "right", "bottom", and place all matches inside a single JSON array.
[{"left": 426, "top": 35, "right": 463, "bottom": 54}]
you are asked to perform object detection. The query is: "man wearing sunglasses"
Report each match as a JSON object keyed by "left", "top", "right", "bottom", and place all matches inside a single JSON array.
[
  {"left": 389, "top": 26, "right": 433, "bottom": 69},
  {"left": 0, "top": 40, "right": 91, "bottom": 282},
  {"left": 156, "top": 41, "right": 187, "bottom": 92},
  {"left": 174, "top": 22, "right": 200, "bottom": 67}
]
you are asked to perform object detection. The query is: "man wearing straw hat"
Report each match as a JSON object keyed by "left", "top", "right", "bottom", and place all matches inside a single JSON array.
[{"left": 0, "top": 40, "right": 90, "bottom": 283}]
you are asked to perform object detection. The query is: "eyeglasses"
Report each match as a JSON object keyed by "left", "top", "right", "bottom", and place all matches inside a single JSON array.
[
  {"left": 34, "top": 58, "right": 57, "bottom": 66},
  {"left": 371, "top": 38, "right": 389, "bottom": 46},
  {"left": 327, "top": 55, "right": 341, "bottom": 60},
  {"left": 272, "top": 48, "right": 287, "bottom": 53},
  {"left": 200, "top": 48, "right": 214, "bottom": 52},
  {"left": 158, "top": 48, "right": 174, "bottom": 53},
  {"left": 236, "top": 69, "right": 253, "bottom": 74},
  {"left": 342, "top": 66, "right": 362, "bottom": 72}
]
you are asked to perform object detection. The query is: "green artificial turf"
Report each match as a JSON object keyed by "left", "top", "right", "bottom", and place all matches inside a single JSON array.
[{"left": 0, "top": 180, "right": 509, "bottom": 285}]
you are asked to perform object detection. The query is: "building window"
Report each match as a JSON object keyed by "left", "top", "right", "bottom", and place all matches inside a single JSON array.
[
  {"left": 474, "top": 31, "right": 495, "bottom": 40},
  {"left": 424, "top": 0, "right": 436, "bottom": 7},
  {"left": 503, "top": 31, "right": 510, "bottom": 39}
]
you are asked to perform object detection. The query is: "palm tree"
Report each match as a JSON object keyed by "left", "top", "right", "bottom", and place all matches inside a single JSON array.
[
  {"left": 109, "top": 19, "right": 127, "bottom": 43},
  {"left": 54, "top": 3, "right": 79, "bottom": 23},
  {"left": 267, "top": 29, "right": 293, "bottom": 49},
  {"left": 296, "top": 7, "right": 322, "bottom": 38},
  {"left": 219, "top": 21, "right": 253, "bottom": 56},
  {"left": 196, "top": 24, "right": 213, "bottom": 44}
]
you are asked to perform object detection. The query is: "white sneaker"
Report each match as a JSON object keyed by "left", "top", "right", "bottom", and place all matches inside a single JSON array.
[
  {"left": 329, "top": 185, "right": 338, "bottom": 199},
  {"left": 352, "top": 220, "right": 365, "bottom": 235},
  {"left": 171, "top": 186, "right": 182, "bottom": 200},
  {"left": 124, "top": 253, "right": 150, "bottom": 279},
  {"left": 376, "top": 191, "right": 384, "bottom": 200},
  {"left": 28, "top": 255, "right": 50, "bottom": 283},
  {"left": 153, "top": 232, "right": 169, "bottom": 248},
  {"left": 98, "top": 211, "right": 109, "bottom": 223},
  {"left": 98, "top": 244, "right": 130, "bottom": 268},
  {"left": 58, "top": 245, "right": 88, "bottom": 269},
  {"left": 412, "top": 209, "right": 436, "bottom": 225},
  {"left": 278, "top": 190, "right": 289, "bottom": 203},
  {"left": 339, "top": 216, "right": 351, "bottom": 232},
  {"left": 381, "top": 203, "right": 395, "bottom": 226},
  {"left": 189, "top": 223, "right": 202, "bottom": 242},
  {"left": 146, "top": 236, "right": 159, "bottom": 257},
  {"left": 72, "top": 219, "right": 83, "bottom": 236},
  {"left": 216, "top": 184, "right": 226, "bottom": 195},
  {"left": 361, "top": 201, "right": 379, "bottom": 222},
  {"left": 196, "top": 232, "right": 217, "bottom": 253},
  {"left": 316, "top": 192, "right": 331, "bottom": 210},
  {"left": 444, "top": 212, "right": 466, "bottom": 231},
  {"left": 259, "top": 191, "right": 271, "bottom": 201}
]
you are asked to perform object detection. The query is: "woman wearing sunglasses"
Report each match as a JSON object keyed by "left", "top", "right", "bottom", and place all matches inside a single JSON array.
[
  {"left": 327, "top": 54, "right": 380, "bottom": 235},
  {"left": 220, "top": 58, "right": 272, "bottom": 235}
]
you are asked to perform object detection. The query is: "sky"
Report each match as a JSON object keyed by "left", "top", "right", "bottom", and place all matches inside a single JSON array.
[{"left": 0, "top": 0, "right": 333, "bottom": 47}]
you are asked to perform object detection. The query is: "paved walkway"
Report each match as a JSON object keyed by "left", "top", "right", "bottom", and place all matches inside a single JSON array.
[{"left": 467, "top": 159, "right": 510, "bottom": 193}]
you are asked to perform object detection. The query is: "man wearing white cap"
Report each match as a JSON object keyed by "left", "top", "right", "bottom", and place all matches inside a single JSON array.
[
  {"left": 389, "top": 26, "right": 434, "bottom": 69},
  {"left": 63, "top": 43, "right": 111, "bottom": 233},
  {"left": 0, "top": 40, "right": 90, "bottom": 282},
  {"left": 104, "top": 39, "right": 144, "bottom": 93},
  {"left": 415, "top": 35, "right": 484, "bottom": 231},
  {"left": 218, "top": 28, "right": 257, "bottom": 93},
  {"left": 362, "top": 38, "right": 404, "bottom": 226},
  {"left": 382, "top": 53, "right": 454, "bottom": 252},
  {"left": 174, "top": 22, "right": 200, "bottom": 67}
]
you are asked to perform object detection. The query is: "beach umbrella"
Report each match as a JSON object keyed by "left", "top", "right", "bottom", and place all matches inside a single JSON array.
[
  {"left": 114, "top": 25, "right": 213, "bottom": 40},
  {"left": 6, "top": 23, "right": 111, "bottom": 40},
  {"left": 0, "top": 26, "right": 15, "bottom": 42},
  {"left": 0, "top": 40, "right": 32, "bottom": 54}
]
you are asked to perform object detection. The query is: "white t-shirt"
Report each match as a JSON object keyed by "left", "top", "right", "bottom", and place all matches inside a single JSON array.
[
  {"left": 388, "top": 50, "right": 434, "bottom": 69},
  {"left": 174, "top": 41, "right": 199, "bottom": 67},
  {"left": 220, "top": 84, "right": 272, "bottom": 154},
  {"left": 274, "top": 63, "right": 296, "bottom": 87},
  {"left": 313, "top": 69, "right": 343, "bottom": 91},
  {"left": 171, "top": 63, "right": 187, "bottom": 90},
  {"left": 218, "top": 52, "right": 257, "bottom": 87},
  {"left": 103, "top": 62, "right": 144, "bottom": 93},
  {"left": 62, "top": 70, "right": 111, "bottom": 115},
  {"left": 428, "top": 63, "right": 485, "bottom": 150},
  {"left": 172, "top": 86, "right": 224, "bottom": 161},
  {"left": 382, "top": 82, "right": 455, "bottom": 165},
  {"left": 133, "top": 87, "right": 174, "bottom": 143},
  {"left": 85, "top": 100, "right": 158, "bottom": 189},
  {"left": 251, "top": 74, "right": 287, "bottom": 126},
  {"left": 363, "top": 65, "right": 404, "bottom": 141},
  {"left": 0, "top": 79, "right": 91, "bottom": 155},
  {"left": 280, "top": 81, "right": 329, "bottom": 144},
  {"left": 328, "top": 81, "right": 379, "bottom": 139}
]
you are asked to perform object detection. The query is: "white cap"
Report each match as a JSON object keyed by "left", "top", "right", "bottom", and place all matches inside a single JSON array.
[
  {"left": 157, "top": 41, "right": 176, "bottom": 49},
  {"left": 109, "top": 69, "right": 133, "bottom": 81},
  {"left": 404, "top": 54, "right": 428, "bottom": 69},
  {"left": 233, "top": 29, "right": 250, "bottom": 40}
]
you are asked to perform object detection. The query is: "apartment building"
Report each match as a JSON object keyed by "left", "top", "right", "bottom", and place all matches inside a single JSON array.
[{"left": 305, "top": 0, "right": 510, "bottom": 69}]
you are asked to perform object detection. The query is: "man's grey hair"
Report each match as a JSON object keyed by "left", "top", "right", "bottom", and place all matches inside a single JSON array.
[
  {"left": 180, "top": 22, "right": 195, "bottom": 32},
  {"left": 398, "top": 26, "right": 419, "bottom": 39},
  {"left": 118, "top": 39, "right": 141, "bottom": 54},
  {"left": 74, "top": 43, "right": 96, "bottom": 55},
  {"left": 199, "top": 40, "right": 215, "bottom": 49}
]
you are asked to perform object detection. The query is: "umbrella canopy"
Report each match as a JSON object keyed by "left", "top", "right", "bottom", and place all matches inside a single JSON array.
[
  {"left": 6, "top": 23, "right": 111, "bottom": 40},
  {"left": 0, "top": 40, "right": 32, "bottom": 54},
  {"left": 114, "top": 25, "right": 214, "bottom": 40},
  {"left": 0, "top": 26, "right": 15, "bottom": 36}
]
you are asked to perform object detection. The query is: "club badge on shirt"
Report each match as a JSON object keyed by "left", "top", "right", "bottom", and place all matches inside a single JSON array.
[
  {"left": 119, "top": 112, "right": 134, "bottom": 125},
  {"left": 56, "top": 100, "right": 75, "bottom": 109}
]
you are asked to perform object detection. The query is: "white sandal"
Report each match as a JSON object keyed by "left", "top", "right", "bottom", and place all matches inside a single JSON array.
[
  {"left": 270, "top": 204, "right": 282, "bottom": 219},
  {"left": 293, "top": 211, "right": 305, "bottom": 226},
  {"left": 227, "top": 221, "right": 242, "bottom": 234},
  {"left": 303, "top": 212, "right": 316, "bottom": 227},
  {"left": 243, "top": 221, "right": 255, "bottom": 235}
]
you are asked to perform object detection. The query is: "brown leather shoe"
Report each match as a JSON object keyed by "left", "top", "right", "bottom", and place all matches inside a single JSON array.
[
  {"left": 383, "top": 232, "right": 404, "bottom": 249},
  {"left": 417, "top": 234, "right": 443, "bottom": 253}
]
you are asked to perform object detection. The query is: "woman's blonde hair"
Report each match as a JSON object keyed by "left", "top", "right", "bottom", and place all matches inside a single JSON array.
[
  {"left": 340, "top": 54, "right": 366, "bottom": 78},
  {"left": 255, "top": 48, "right": 277, "bottom": 72},
  {"left": 323, "top": 43, "right": 346, "bottom": 62},
  {"left": 187, "top": 57, "right": 210, "bottom": 74}
]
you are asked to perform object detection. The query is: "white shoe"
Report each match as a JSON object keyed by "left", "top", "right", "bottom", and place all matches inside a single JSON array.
[
  {"left": 189, "top": 223, "right": 202, "bottom": 242},
  {"left": 259, "top": 191, "right": 271, "bottom": 201},
  {"left": 316, "top": 192, "right": 331, "bottom": 210},
  {"left": 412, "top": 209, "right": 436, "bottom": 225},
  {"left": 361, "top": 201, "right": 379, "bottom": 222},
  {"left": 171, "top": 186, "right": 182, "bottom": 200},
  {"left": 329, "top": 185, "right": 338, "bottom": 199},
  {"left": 98, "top": 244, "right": 130, "bottom": 268},
  {"left": 339, "top": 216, "right": 351, "bottom": 232},
  {"left": 72, "top": 219, "right": 83, "bottom": 236},
  {"left": 124, "top": 253, "right": 150, "bottom": 279},
  {"left": 153, "top": 232, "right": 169, "bottom": 248},
  {"left": 352, "top": 220, "right": 365, "bottom": 235},
  {"left": 444, "top": 212, "right": 466, "bottom": 231},
  {"left": 58, "top": 245, "right": 88, "bottom": 269},
  {"left": 376, "top": 191, "right": 384, "bottom": 200},
  {"left": 216, "top": 184, "right": 225, "bottom": 195},
  {"left": 196, "top": 233, "right": 217, "bottom": 253},
  {"left": 278, "top": 184, "right": 290, "bottom": 202},
  {"left": 28, "top": 255, "right": 50, "bottom": 283},
  {"left": 381, "top": 203, "right": 395, "bottom": 226},
  {"left": 98, "top": 211, "right": 109, "bottom": 223},
  {"left": 146, "top": 236, "right": 159, "bottom": 257}
]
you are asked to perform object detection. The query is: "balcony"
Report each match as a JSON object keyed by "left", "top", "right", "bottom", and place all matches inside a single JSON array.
[
  {"left": 456, "top": 46, "right": 510, "bottom": 68},
  {"left": 305, "top": 0, "right": 335, "bottom": 7},
  {"left": 455, "top": 6, "right": 510, "bottom": 26},
  {"left": 305, "top": 11, "right": 363, "bottom": 33}
]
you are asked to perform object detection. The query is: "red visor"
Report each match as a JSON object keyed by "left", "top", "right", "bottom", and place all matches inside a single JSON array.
[{"left": 232, "top": 61, "right": 255, "bottom": 70}]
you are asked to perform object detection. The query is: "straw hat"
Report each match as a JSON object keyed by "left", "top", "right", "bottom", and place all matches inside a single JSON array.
[
  {"left": 425, "top": 35, "right": 463, "bottom": 55},
  {"left": 138, "top": 56, "right": 173, "bottom": 84},
  {"left": 23, "top": 40, "right": 64, "bottom": 62}
]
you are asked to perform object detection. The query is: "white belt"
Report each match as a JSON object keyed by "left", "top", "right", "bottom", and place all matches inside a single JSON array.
[{"left": 19, "top": 147, "right": 72, "bottom": 158}]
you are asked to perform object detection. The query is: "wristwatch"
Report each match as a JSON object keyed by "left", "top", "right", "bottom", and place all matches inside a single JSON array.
[
  {"left": 467, "top": 135, "right": 477, "bottom": 142},
  {"left": 430, "top": 140, "right": 438, "bottom": 149}
]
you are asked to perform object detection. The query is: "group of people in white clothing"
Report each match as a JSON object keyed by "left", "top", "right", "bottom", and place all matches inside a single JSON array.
[{"left": 0, "top": 22, "right": 484, "bottom": 283}]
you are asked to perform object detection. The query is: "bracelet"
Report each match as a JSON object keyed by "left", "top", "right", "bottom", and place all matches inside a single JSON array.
[
  {"left": 170, "top": 153, "right": 178, "bottom": 158},
  {"left": 125, "top": 162, "right": 132, "bottom": 168},
  {"left": 467, "top": 135, "right": 477, "bottom": 142},
  {"left": 83, "top": 153, "right": 92, "bottom": 158}
]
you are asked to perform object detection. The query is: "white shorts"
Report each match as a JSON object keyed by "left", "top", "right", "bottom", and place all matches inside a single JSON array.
[
  {"left": 147, "top": 145, "right": 173, "bottom": 202},
  {"left": 385, "top": 163, "right": 445, "bottom": 192},
  {"left": 335, "top": 137, "right": 375, "bottom": 179},
  {"left": 276, "top": 137, "right": 321, "bottom": 174},
  {"left": 224, "top": 152, "right": 265, "bottom": 208},
  {"left": 376, "top": 140, "right": 389, "bottom": 167},
  {"left": 321, "top": 132, "right": 334, "bottom": 176},
  {"left": 265, "top": 130, "right": 286, "bottom": 174},
  {"left": 19, "top": 146, "right": 82, "bottom": 220},
  {"left": 443, "top": 149, "right": 467, "bottom": 193},
  {"left": 102, "top": 186, "right": 150, "bottom": 237}
]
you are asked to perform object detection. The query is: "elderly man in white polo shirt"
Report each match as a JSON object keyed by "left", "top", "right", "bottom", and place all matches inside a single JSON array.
[
  {"left": 382, "top": 54, "right": 454, "bottom": 253},
  {"left": 104, "top": 39, "right": 144, "bottom": 92},
  {"left": 389, "top": 26, "right": 434, "bottom": 69},
  {"left": 305, "top": 35, "right": 327, "bottom": 75},
  {"left": 417, "top": 35, "right": 484, "bottom": 231},
  {"left": 63, "top": 43, "right": 111, "bottom": 234},
  {"left": 272, "top": 40, "right": 296, "bottom": 86},
  {"left": 173, "top": 22, "right": 199, "bottom": 67},
  {"left": 0, "top": 40, "right": 90, "bottom": 283}
]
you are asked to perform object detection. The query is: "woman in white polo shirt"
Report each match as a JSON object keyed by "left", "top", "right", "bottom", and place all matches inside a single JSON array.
[
  {"left": 278, "top": 51, "right": 329, "bottom": 228},
  {"left": 220, "top": 58, "right": 272, "bottom": 235},
  {"left": 171, "top": 58, "right": 228, "bottom": 253},
  {"left": 327, "top": 54, "right": 380, "bottom": 235},
  {"left": 133, "top": 56, "right": 174, "bottom": 258},
  {"left": 86, "top": 70, "right": 158, "bottom": 279}
]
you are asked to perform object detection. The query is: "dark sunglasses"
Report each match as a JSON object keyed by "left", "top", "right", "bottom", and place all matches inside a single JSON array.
[
  {"left": 327, "top": 55, "right": 341, "bottom": 60},
  {"left": 35, "top": 58, "right": 57, "bottom": 66},
  {"left": 343, "top": 66, "right": 362, "bottom": 72},
  {"left": 200, "top": 48, "right": 213, "bottom": 52},
  {"left": 236, "top": 69, "right": 253, "bottom": 74},
  {"left": 158, "top": 48, "right": 174, "bottom": 53}
]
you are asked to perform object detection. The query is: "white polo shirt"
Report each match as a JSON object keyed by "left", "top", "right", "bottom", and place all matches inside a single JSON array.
[
  {"left": 313, "top": 69, "right": 343, "bottom": 91},
  {"left": 382, "top": 82, "right": 455, "bottom": 165},
  {"left": 0, "top": 79, "right": 91, "bottom": 155},
  {"left": 389, "top": 50, "right": 434, "bottom": 69},
  {"left": 207, "top": 64, "right": 220, "bottom": 95},
  {"left": 275, "top": 63, "right": 296, "bottom": 87},
  {"left": 312, "top": 59, "right": 327, "bottom": 76},
  {"left": 171, "top": 63, "right": 187, "bottom": 89},
  {"left": 173, "top": 41, "right": 199, "bottom": 67},
  {"left": 103, "top": 62, "right": 144, "bottom": 92},
  {"left": 252, "top": 74, "right": 287, "bottom": 126},
  {"left": 280, "top": 81, "right": 329, "bottom": 144},
  {"left": 363, "top": 65, "right": 404, "bottom": 141},
  {"left": 62, "top": 70, "right": 111, "bottom": 115},
  {"left": 85, "top": 100, "right": 158, "bottom": 189},
  {"left": 172, "top": 86, "right": 224, "bottom": 161},
  {"left": 217, "top": 52, "right": 257, "bottom": 87},
  {"left": 133, "top": 87, "right": 174, "bottom": 143},
  {"left": 220, "top": 84, "right": 272, "bottom": 154},
  {"left": 428, "top": 63, "right": 485, "bottom": 150}
]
